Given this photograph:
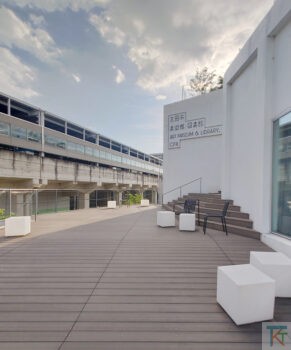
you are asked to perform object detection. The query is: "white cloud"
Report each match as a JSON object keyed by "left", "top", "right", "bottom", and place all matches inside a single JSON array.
[
  {"left": 155, "top": 94, "right": 167, "bottom": 100},
  {"left": 90, "top": 14, "right": 126, "bottom": 47},
  {"left": 0, "top": 47, "right": 38, "bottom": 98},
  {"left": 89, "top": 0, "right": 273, "bottom": 94},
  {"left": 72, "top": 74, "right": 81, "bottom": 83},
  {"left": 112, "top": 65, "right": 125, "bottom": 84},
  {"left": 29, "top": 14, "right": 45, "bottom": 27},
  {"left": 1, "top": 0, "right": 109, "bottom": 12},
  {"left": 0, "top": 7, "right": 62, "bottom": 64}
]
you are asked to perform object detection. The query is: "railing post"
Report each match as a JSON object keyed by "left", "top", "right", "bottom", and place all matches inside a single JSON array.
[
  {"left": 35, "top": 190, "right": 38, "bottom": 222},
  {"left": 9, "top": 189, "right": 11, "bottom": 217}
]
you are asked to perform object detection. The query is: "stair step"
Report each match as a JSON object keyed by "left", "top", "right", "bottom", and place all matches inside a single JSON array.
[
  {"left": 200, "top": 202, "right": 240, "bottom": 212},
  {"left": 183, "top": 195, "right": 233, "bottom": 205},
  {"left": 171, "top": 201, "right": 241, "bottom": 212},
  {"left": 164, "top": 191, "right": 261, "bottom": 240},
  {"left": 203, "top": 220, "right": 260, "bottom": 240},
  {"left": 166, "top": 211, "right": 252, "bottom": 228},
  {"left": 200, "top": 214, "right": 253, "bottom": 229},
  {"left": 188, "top": 193, "right": 221, "bottom": 197},
  {"left": 171, "top": 204, "right": 249, "bottom": 220}
]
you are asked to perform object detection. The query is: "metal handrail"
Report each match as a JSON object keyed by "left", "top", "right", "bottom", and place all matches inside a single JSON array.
[{"left": 163, "top": 177, "right": 202, "bottom": 199}]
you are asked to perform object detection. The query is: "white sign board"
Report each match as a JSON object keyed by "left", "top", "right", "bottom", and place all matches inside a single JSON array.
[{"left": 168, "top": 112, "right": 222, "bottom": 149}]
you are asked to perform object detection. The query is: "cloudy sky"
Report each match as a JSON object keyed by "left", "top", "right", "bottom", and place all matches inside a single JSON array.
[{"left": 0, "top": 0, "right": 273, "bottom": 153}]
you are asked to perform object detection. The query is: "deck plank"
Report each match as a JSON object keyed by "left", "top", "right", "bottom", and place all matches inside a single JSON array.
[{"left": 0, "top": 207, "right": 288, "bottom": 350}]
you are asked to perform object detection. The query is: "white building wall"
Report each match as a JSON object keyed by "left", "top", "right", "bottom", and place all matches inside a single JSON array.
[
  {"left": 222, "top": 0, "right": 291, "bottom": 233},
  {"left": 163, "top": 90, "right": 223, "bottom": 203}
]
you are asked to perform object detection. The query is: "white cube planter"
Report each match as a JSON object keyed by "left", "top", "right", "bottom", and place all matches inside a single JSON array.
[
  {"left": 141, "top": 199, "right": 150, "bottom": 207},
  {"left": 250, "top": 251, "right": 291, "bottom": 297},
  {"left": 217, "top": 264, "right": 275, "bottom": 325},
  {"left": 5, "top": 216, "right": 31, "bottom": 237},
  {"left": 179, "top": 213, "right": 196, "bottom": 231},
  {"left": 157, "top": 211, "right": 175, "bottom": 227},
  {"left": 107, "top": 201, "right": 116, "bottom": 209}
]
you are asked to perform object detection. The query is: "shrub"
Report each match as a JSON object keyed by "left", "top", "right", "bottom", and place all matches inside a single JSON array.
[
  {"left": 0, "top": 209, "right": 15, "bottom": 220},
  {"left": 126, "top": 193, "right": 142, "bottom": 205}
]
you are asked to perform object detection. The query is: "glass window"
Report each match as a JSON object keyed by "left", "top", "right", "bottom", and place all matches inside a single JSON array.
[
  {"left": 111, "top": 141, "right": 121, "bottom": 152},
  {"left": 75, "top": 143, "right": 84, "bottom": 154},
  {"left": 130, "top": 149, "right": 138, "bottom": 157},
  {"left": 11, "top": 126, "right": 27, "bottom": 140},
  {"left": 44, "top": 114, "right": 65, "bottom": 133},
  {"left": 0, "top": 121, "right": 10, "bottom": 136},
  {"left": 93, "top": 149, "right": 99, "bottom": 158},
  {"left": 272, "top": 111, "right": 291, "bottom": 237},
  {"left": 67, "top": 123, "right": 83, "bottom": 139},
  {"left": 85, "top": 130, "right": 96, "bottom": 144},
  {"left": 112, "top": 154, "right": 121, "bottom": 163},
  {"left": 67, "top": 141, "right": 76, "bottom": 152},
  {"left": 28, "top": 130, "right": 41, "bottom": 143},
  {"left": 57, "top": 139, "right": 66, "bottom": 149},
  {"left": 85, "top": 147, "right": 93, "bottom": 156},
  {"left": 11, "top": 100, "right": 39, "bottom": 124},
  {"left": 122, "top": 145, "right": 129, "bottom": 154},
  {"left": 138, "top": 152, "right": 145, "bottom": 160},
  {"left": 100, "top": 150, "right": 106, "bottom": 159},
  {"left": 45, "top": 135, "right": 57, "bottom": 147},
  {"left": 45, "top": 135, "right": 66, "bottom": 149},
  {"left": 99, "top": 136, "right": 111, "bottom": 149}
]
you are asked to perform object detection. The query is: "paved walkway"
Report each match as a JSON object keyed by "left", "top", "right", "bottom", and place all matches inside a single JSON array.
[{"left": 0, "top": 206, "right": 289, "bottom": 350}]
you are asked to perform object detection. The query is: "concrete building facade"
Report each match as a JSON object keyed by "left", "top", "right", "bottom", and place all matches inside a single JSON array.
[
  {"left": 163, "top": 0, "right": 291, "bottom": 255},
  {"left": 163, "top": 90, "right": 223, "bottom": 203},
  {"left": 0, "top": 92, "right": 162, "bottom": 213}
]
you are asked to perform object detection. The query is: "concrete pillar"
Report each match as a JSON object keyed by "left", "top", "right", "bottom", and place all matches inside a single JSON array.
[
  {"left": 152, "top": 190, "right": 158, "bottom": 204},
  {"left": 15, "top": 194, "right": 24, "bottom": 216},
  {"left": 79, "top": 193, "right": 90, "bottom": 209},
  {"left": 24, "top": 193, "right": 31, "bottom": 216},
  {"left": 112, "top": 191, "right": 119, "bottom": 204},
  {"left": 118, "top": 191, "right": 123, "bottom": 206},
  {"left": 7, "top": 98, "right": 11, "bottom": 115}
]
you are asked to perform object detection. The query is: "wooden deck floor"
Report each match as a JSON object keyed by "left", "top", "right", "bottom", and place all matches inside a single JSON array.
[{"left": 0, "top": 207, "right": 289, "bottom": 350}]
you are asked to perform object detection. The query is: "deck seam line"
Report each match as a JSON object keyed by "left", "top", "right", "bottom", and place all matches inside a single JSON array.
[{"left": 57, "top": 210, "right": 144, "bottom": 350}]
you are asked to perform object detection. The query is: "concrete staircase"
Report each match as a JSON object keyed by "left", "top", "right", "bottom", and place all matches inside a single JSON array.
[{"left": 163, "top": 192, "right": 261, "bottom": 240}]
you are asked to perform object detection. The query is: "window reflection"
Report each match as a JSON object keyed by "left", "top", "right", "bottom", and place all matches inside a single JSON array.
[
  {"left": 0, "top": 122, "right": 9, "bottom": 136},
  {"left": 272, "top": 112, "right": 291, "bottom": 237},
  {"left": 11, "top": 126, "right": 27, "bottom": 140},
  {"left": 28, "top": 130, "right": 41, "bottom": 143}
]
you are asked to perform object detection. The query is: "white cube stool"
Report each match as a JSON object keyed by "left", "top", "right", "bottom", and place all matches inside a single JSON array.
[
  {"left": 179, "top": 213, "right": 196, "bottom": 231},
  {"left": 217, "top": 264, "right": 275, "bottom": 325},
  {"left": 5, "top": 216, "right": 31, "bottom": 237},
  {"left": 157, "top": 211, "right": 175, "bottom": 227},
  {"left": 107, "top": 201, "right": 116, "bottom": 209},
  {"left": 141, "top": 199, "right": 150, "bottom": 207},
  {"left": 250, "top": 251, "right": 291, "bottom": 297}
]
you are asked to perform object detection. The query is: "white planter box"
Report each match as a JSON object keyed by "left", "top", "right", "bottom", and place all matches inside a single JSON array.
[
  {"left": 107, "top": 201, "right": 116, "bottom": 209},
  {"left": 179, "top": 213, "right": 196, "bottom": 231},
  {"left": 141, "top": 199, "right": 150, "bottom": 207},
  {"left": 5, "top": 216, "right": 31, "bottom": 237},
  {"left": 157, "top": 211, "right": 175, "bottom": 227},
  {"left": 217, "top": 264, "right": 275, "bottom": 325},
  {"left": 250, "top": 251, "right": 291, "bottom": 297}
]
